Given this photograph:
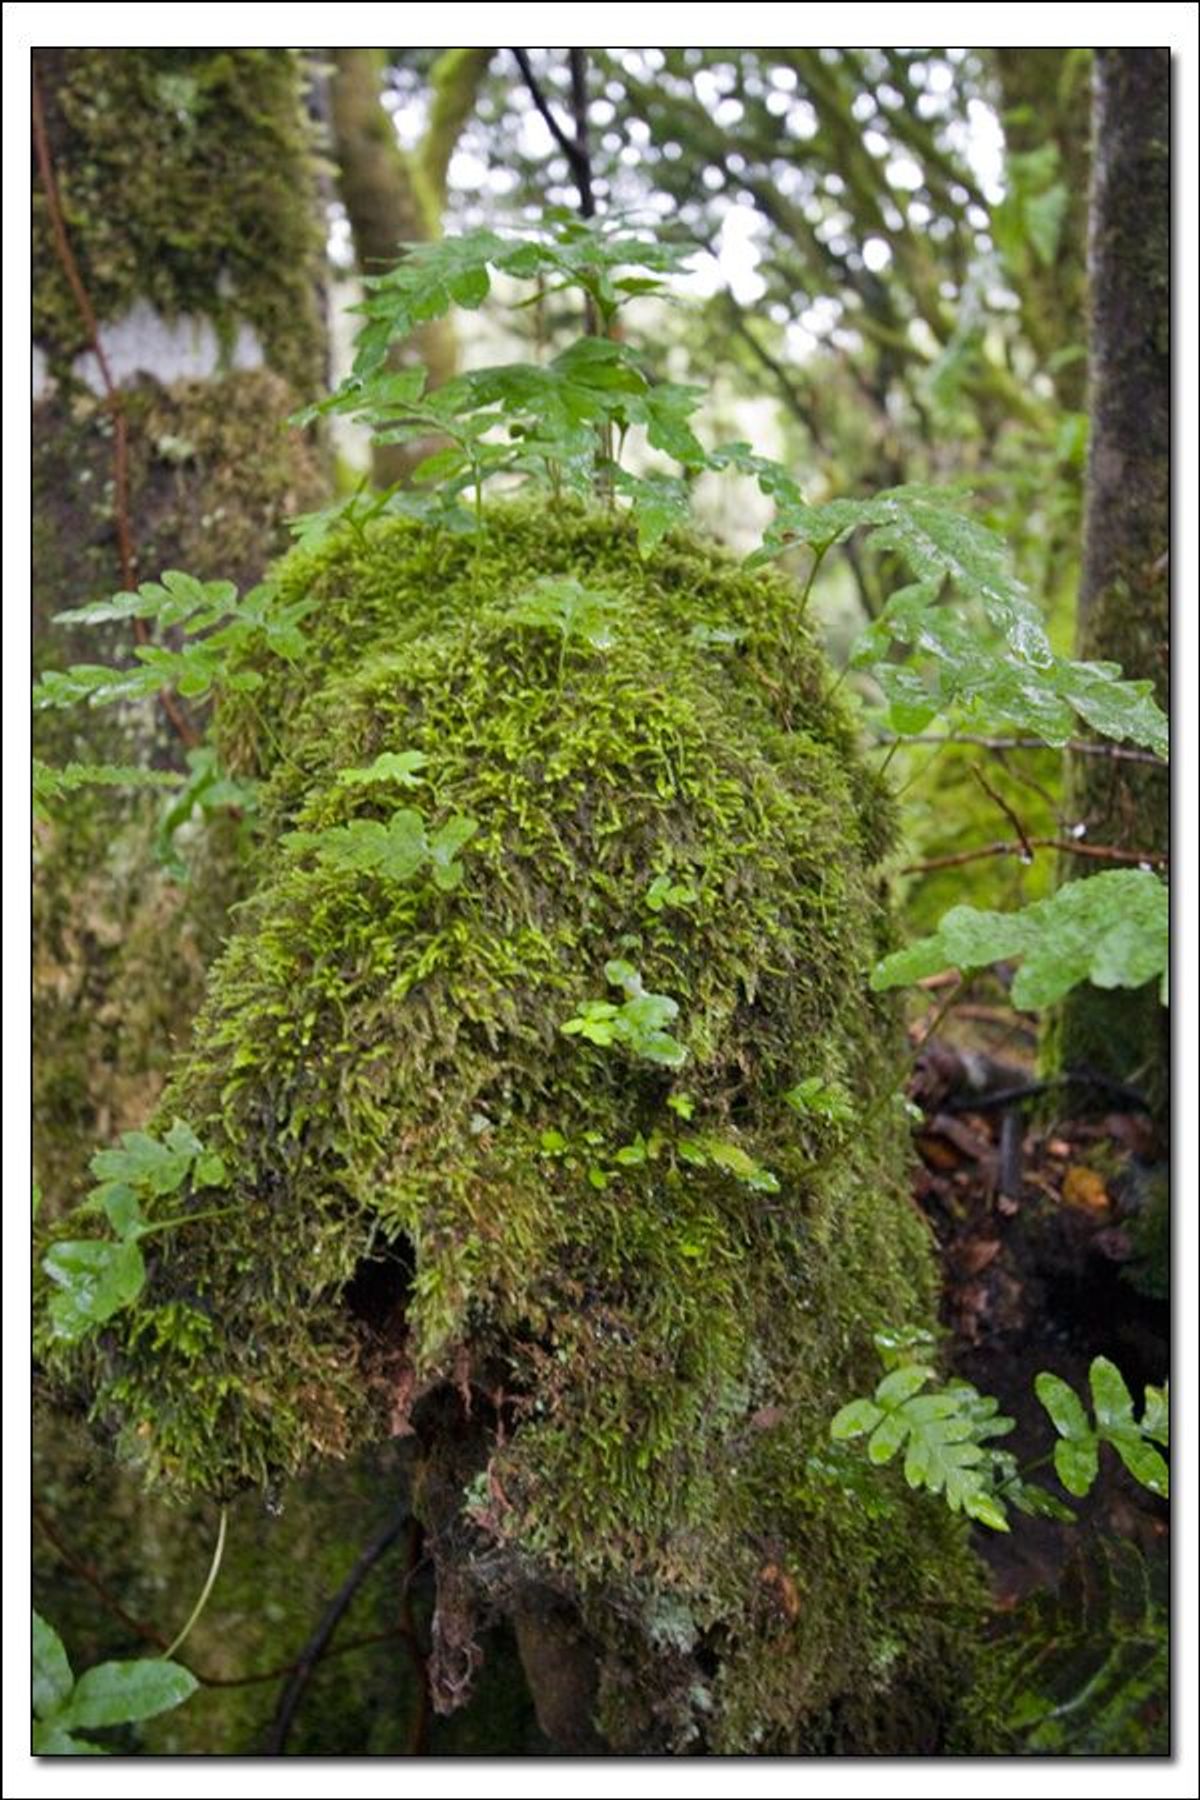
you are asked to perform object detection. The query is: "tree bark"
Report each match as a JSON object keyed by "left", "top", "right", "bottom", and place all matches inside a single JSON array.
[
  {"left": 1051, "top": 49, "right": 1169, "bottom": 1111},
  {"left": 32, "top": 46, "right": 329, "bottom": 1205}
]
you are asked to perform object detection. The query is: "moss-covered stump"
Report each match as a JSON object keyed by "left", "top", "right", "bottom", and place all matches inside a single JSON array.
[{"left": 43, "top": 504, "right": 983, "bottom": 1751}]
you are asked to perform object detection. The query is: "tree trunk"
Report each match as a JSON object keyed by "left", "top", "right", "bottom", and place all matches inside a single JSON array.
[
  {"left": 32, "top": 47, "right": 330, "bottom": 1205},
  {"left": 1051, "top": 49, "right": 1169, "bottom": 1111},
  {"left": 330, "top": 48, "right": 492, "bottom": 486},
  {"left": 993, "top": 49, "right": 1092, "bottom": 414}
]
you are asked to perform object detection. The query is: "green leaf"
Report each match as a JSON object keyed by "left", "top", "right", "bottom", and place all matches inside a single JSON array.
[
  {"left": 504, "top": 578, "right": 622, "bottom": 653},
  {"left": 1107, "top": 1435, "right": 1169, "bottom": 1498},
  {"left": 33, "top": 759, "right": 185, "bottom": 819},
  {"left": 867, "top": 1411, "right": 910, "bottom": 1463},
  {"left": 33, "top": 1612, "right": 74, "bottom": 1719},
  {"left": 962, "top": 1489, "right": 1010, "bottom": 1532},
  {"left": 875, "top": 1364, "right": 934, "bottom": 1407},
  {"left": 699, "top": 1138, "right": 779, "bottom": 1192},
  {"left": 871, "top": 1325, "right": 937, "bottom": 1369},
  {"left": 43, "top": 1239, "right": 146, "bottom": 1338},
  {"left": 872, "top": 872, "right": 1168, "bottom": 1011},
  {"left": 1035, "top": 1371, "right": 1092, "bottom": 1441},
  {"left": 563, "top": 964, "right": 689, "bottom": 1068},
  {"left": 1141, "top": 1383, "right": 1169, "bottom": 1447},
  {"left": 314, "top": 811, "right": 428, "bottom": 884},
  {"left": 604, "top": 959, "right": 641, "bottom": 994},
  {"left": 1053, "top": 1435, "right": 1100, "bottom": 1497},
  {"left": 90, "top": 1129, "right": 193, "bottom": 1197},
  {"left": 612, "top": 469, "right": 692, "bottom": 554},
  {"left": 31, "top": 1722, "right": 104, "bottom": 1754},
  {"left": 62, "top": 1659, "right": 198, "bottom": 1729},
  {"left": 644, "top": 872, "right": 696, "bottom": 913},
  {"left": 783, "top": 1077, "right": 855, "bottom": 1128},
  {"left": 93, "top": 1182, "right": 144, "bottom": 1240},
  {"left": 1089, "top": 1356, "right": 1135, "bottom": 1434},
  {"left": 1007, "top": 1481, "right": 1077, "bottom": 1523},
  {"left": 830, "top": 1398, "right": 884, "bottom": 1439},
  {"left": 902, "top": 1414, "right": 981, "bottom": 1491},
  {"left": 428, "top": 815, "right": 480, "bottom": 890},
  {"left": 410, "top": 445, "right": 470, "bottom": 486},
  {"left": 193, "top": 1151, "right": 227, "bottom": 1189},
  {"left": 336, "top": 752, "right": 428, "bottom": 789}
]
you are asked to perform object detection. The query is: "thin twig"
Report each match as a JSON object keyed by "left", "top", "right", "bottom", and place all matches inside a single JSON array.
[
  {"left": 511, "top": 48, "right": 592, "bottom": 206},
  {"left": 200, "top": 1626, "right": 417, "bottom": 1689},
  {"left": 901, "top": 837, "right": 1167, "bottom": 876},
  {"left": 971, "top": 764, "right": 1034, "bottom": 863},
  {"left": 567, "top": 49, "right": 595, "bottom": 219},
  {"left": 944, "top": 1071, "right": 1151, "bottom": 1113},
  {"left": 264, "top": 1510, "right": 411, "bottom": 1755},
  {"left": 161, "top": 1506, "right": 227, "bottom": 1662},
  {"left": 31, "top": 65, "right": 199, "bottom": 751},
  {"left": 872, "top": 731, "right": 1164, "bottom": 766}
]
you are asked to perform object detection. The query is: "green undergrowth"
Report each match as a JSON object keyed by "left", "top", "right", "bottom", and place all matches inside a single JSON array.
[{"left": 40, "top": 500, "right": 984, "bottom": 1749}]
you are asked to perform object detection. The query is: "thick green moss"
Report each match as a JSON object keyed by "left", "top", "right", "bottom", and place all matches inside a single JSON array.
[{"left": 43, "top": 503, "right": 983, "bottom": 1749}]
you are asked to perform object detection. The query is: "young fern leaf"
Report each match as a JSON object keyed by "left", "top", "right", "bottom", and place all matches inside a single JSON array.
[
  {"left": 563, "top": 960, "right": 688, "bottom": 1068},
  {"left": 503, "top": 578, "right": 622, "bottom": 654},
  {"left": 1034, "top": 1358, "right": 1169, "bottom": 1499},
  {"left": 40, "top": 1121, "right": 229, "bottom": 1343}
]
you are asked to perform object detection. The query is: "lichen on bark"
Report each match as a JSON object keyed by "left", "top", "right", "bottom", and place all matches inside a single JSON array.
[{"left": 39, "top": 501, "right": 984, "bottom": 1751}]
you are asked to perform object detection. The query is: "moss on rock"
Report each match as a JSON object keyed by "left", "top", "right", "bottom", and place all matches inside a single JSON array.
[{"left": 42, "top": 502, "right": 984, "bottom": 1750}]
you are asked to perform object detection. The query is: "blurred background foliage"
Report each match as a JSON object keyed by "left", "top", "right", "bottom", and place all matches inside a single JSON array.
[{"left": 328, "top": 46, "right": 1095, "bottom": 928}]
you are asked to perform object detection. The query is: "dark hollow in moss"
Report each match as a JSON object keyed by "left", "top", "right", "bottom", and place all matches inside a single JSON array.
[{"left": 42, "top": 501, "right": 985, "bottom": 1750}]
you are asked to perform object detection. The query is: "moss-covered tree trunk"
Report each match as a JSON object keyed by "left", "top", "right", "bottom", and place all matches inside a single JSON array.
[
  {"left": 31, "top": 52, "right": 355, "bottom": 1754},
  {"left": 1052, "top": 50, "right": 1169, "bottom": 1110},
  {"left": 40, "top": 502, "right": 986, "bottom": 1753},
  {"left": 329, "top": 48, "right": 492, "bottom": 486},
  {"left": 32, "top": 47, "right": 329, "bottom": 1203}
]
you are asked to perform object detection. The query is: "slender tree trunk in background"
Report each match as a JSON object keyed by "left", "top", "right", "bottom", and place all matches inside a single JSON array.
[
  {"left": 330, "top": 48, "right": 493, "bottom": 486},
  {"left": 993, "top": 48, "right": 1092, "bottom": 414},
  {"left": 1050, "top": 48, "right": 1169, "bottom": 1112}
]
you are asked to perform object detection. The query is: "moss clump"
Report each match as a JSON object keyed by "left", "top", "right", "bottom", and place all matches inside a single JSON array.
[{"left": 43, "top": 502, "right": 983, "bottom": 1749}]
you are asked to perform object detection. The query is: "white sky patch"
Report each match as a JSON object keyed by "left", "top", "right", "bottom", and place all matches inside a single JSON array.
[
  {"left": 786, "top": 99, "right": 819, "bottom": 140},
  {"left": 715, "top": 204, "right": 765, "bottom": 300},
  {"left": 518, "top": 108, "right": 555, "bottom": 160},
  {"left": 385, "top": 93, "right": 427, "bottom": 151},
  {"left": 863, "top": 236, "right": 892, "bottom": 273},
  {"left": 884, "top": 154, "right": 924, "bottom": 191},
  {"left": 966, "top": 97, "right": 1006, "bottom": 202}
]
